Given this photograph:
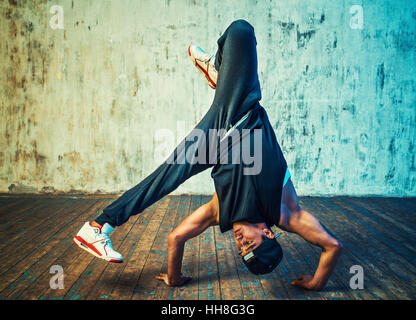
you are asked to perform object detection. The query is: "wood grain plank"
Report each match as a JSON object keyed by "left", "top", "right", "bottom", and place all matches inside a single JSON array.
[
  {"left": 33, "top": 199, "right": 137, "bottom": 300},
  {"left": 131, "top": 196, "right": 182, "bottom": 300},
  {"left": 309, "top": 197, "right": 398, "bottom": 299},
  {"left": 63, "top": 203, "right": 149, "bottom": 300},
  {"left": 296, "top": 198, "right": 377, "bottom": 300},
  {"left": 213, "top": 225, "right": 244, "bottom": 300},
  {"left": 0, "top": 198, "right": 72, "bottom": 253},
  {"left": 325, "top": 197, "right": 416, "bottom": 278},
  {"left": 173, "top": 195, "right": 202, "bottom": 300},
  {"left": 0, "top": 198, "right": 63, "bottom": 226},
  {"left": 4, "top": 199, "right": 105, "bottom": 299},
  {"left": 349, "top": 197, "right": 416, "bottom": 239},
  {"left": 0, "top": 199, "right": 58, "bottom": 243},
  {"left": 155, "top": 195, "right": 192, "bottom": 300},
  {"left": 198, "top": 195, "right": 221, "bottom": 300},
  {"left": 329, "top": 197, "right": 416, "bottom": 266},
  {"left": 0, "top": 198, "right": 73, "bottom": 248},
  {"left": 1, "top": 195, "right": 414, "bottom": 300},
  {"left": 0, "top": 199, "right": 102, "bottom": 298},
  {"left": 402, "top": 198, "right": 416, "bottom": 210},
  {"left": 82, "top": 202, "right": 159, "bottom": 300},
  {"left": 0, "top": 199, "right": 98, "bottom": 281},
  {"left": 0, "top": 198, "right": 38, "bottom": 218},
  {"left": 109, "top": 197, "right": 171, "bottom": 300},
  {"left": 2, "top": 200, "right": 107, "bottom": 299},
  {"left": 365, "top": 197, "right": 416, "bottom": 226},
  {"left": 314, "top": 197, "right": 415, "bottom": 299}
]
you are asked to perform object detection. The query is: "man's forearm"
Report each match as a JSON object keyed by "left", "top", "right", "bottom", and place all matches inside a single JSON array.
[
  {"left": 283, "top": 209, "right": 343, "bottom": 290},
  {"left": 311, "top": 245, "right": 343, "bottom": 290},
  {"left": 167, "top": 238, "right": 185, "bottom": 284}
]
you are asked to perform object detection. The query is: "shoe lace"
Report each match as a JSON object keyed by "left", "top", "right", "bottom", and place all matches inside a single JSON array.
[
  {"left": 208, "top": 54, "right": 215, "bottom": 65},
  {"left": 94, "top": 229, "right": 112, "bottom": 244}
]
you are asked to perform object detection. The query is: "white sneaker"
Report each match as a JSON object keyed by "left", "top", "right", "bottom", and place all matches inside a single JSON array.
[
  {"left": 73, "top": 222, "right": 123, "bottom": 263},
  {"left": 188, "top": 45, "right": 218, "bottom": 89}
]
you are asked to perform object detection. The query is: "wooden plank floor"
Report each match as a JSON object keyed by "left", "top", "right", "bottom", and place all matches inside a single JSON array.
[{"left": 0, "top": 194, "right": 415, "bottom": 300}]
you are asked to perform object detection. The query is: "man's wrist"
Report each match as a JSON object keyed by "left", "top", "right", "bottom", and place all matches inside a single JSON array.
[
  {"left": 168, "top": 273, "right": 180, "bottom": 286},
  {"left": 309, "top": 277, "right": 324, "bottom": 291}
]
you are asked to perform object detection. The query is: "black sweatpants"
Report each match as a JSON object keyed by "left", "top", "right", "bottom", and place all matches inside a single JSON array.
[{"left": 95, "top": 20, "right": 262, "bottom": 227}]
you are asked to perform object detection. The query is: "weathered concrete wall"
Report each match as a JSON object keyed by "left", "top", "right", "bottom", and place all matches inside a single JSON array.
[{"left": 1, "top": 0, "right": 415, "bottom": 196}]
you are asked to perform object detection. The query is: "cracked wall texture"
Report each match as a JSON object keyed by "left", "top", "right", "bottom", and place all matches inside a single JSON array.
[{"left": 1, "top": 0, "right": 415, "bottom": 196}]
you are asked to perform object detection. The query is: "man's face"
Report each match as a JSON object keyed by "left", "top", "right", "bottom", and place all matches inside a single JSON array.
[{"left": 233, "top": 222, "right": 274, "bottom": 257}]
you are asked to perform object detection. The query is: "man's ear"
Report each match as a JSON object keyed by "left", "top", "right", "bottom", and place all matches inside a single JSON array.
[{"left": 263, "top": 228, "right": 275, "bottom": 239}]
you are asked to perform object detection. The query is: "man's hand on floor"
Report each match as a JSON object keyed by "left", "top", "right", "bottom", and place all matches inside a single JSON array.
[
  {"left": 156, "top": 273, "right": 192, "bottom": 287},
  {"left": 291, "top": 275, "right": 322, "bottom": 291}
]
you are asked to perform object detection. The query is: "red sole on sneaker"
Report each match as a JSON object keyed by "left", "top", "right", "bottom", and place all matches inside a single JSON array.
[
  {"left": 195, "top": 63, "right": 216, "bottom": 89},
  {"left": 74, "top": 235, "right": 102, "bottom": 257},
  {"left": 110, "top": 259, "right": 123, "bottom": 263},
  {"left": 73, "top": 236, "right": 123, "bottom": 263}
]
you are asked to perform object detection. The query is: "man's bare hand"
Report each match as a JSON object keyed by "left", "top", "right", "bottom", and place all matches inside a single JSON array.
[
  {"left": 291, "top": 275, "right": 322, "bottom": 291},
  {"left": 156, "top": 273, "right": 192, "bottom": 287}
]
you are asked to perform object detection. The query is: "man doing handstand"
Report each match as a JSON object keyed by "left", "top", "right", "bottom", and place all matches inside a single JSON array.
[{"left": 73, "top": 20, "right": 343, "bottom": 291}]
